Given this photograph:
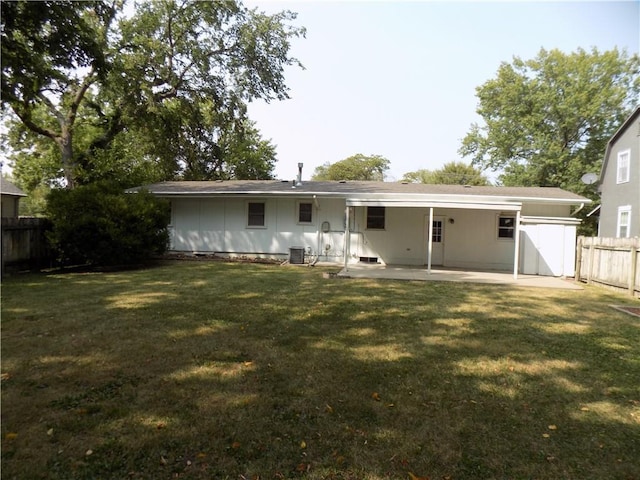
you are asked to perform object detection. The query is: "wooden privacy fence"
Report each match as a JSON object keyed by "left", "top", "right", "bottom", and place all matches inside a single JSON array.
[
  {"left": 1, "top": 217, "right": 53, "bottom": 274},
  {"left": 576, "top": 236, "right": 640, "bottom": 297}
]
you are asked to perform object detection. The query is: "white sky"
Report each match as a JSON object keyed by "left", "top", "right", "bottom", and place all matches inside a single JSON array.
[{"left": 245, "top": 0, "right": 640, "bottom": 181}]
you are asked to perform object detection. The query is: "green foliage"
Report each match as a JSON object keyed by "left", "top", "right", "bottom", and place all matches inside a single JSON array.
[
  {"left": 0, "top": 0, "right": 112, "bottom": 104},
  {"left": 46, "top": 182, "right": 171, "bottom": 266},
  {"left": 402, "top": 161, "right": 490, "bottom": 185},
  {"left": 1, "top": 1, "right": 117, "bottom": 189},
  {"left": 180, "top": 120, "right": 277, "bottom": 180},
  {"left": 459, "top": 47, "right": 640, "bottom": 235},
  {"left": 312, "top": 154, "right": 390, "bottom": 181},
  {"left": 2, "top": 0, "right": 304, "bottom": 190}
]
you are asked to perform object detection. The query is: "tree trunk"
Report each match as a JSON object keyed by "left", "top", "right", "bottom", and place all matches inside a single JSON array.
[{"left": 58, "top": 126, "right": 76, "bottom": 189}]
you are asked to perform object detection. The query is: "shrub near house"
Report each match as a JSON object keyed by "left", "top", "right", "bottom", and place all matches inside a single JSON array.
[{"left": 46, "top": 182, "right": 170, "bottom": 266}]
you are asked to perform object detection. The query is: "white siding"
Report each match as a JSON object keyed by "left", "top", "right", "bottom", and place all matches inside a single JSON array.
[
  {"left": 346, "top": 207, "right": 516, "bottom": 270},
  {"left": 170, "top": 196, "right": 348, "bottom": 261},
  {"left": 168, "top": 196, "right": 577, "bottom": 275},
  {"left": 521, "top": 203, "right": 571, "bottom": 217}
]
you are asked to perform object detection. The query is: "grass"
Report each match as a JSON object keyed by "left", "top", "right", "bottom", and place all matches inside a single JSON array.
[{"left": 1, "top": 260, "right": 639, "bottom": 480}]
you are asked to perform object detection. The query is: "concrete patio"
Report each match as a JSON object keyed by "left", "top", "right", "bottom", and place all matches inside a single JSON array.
[{"left": 335, "top": 264, "right": 584, "bottom": 290}]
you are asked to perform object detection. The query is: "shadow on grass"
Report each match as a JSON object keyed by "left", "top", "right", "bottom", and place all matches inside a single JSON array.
[{"left": 1, "top": 262, "right": 639, "bottom": 479}]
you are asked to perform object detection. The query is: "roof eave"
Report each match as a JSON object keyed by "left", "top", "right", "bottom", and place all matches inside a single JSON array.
[
  {"left": 599, "top": 105, "right": 640, "bottom": 182},
  {"left": 146, "top": 189, "right": 589, "bottom": 205}
]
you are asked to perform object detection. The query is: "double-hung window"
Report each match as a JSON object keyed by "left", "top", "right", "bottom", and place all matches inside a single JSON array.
[
  {"left": 617, "top": 150, "right": 630, "bottom": 184},
  {"left": 247, "top": 202, "right": 266, "bottom": 227},
  {"left": 617, "top": 206, "right": 631, "bottom": 238},
  {"left": 298, "top": 202, "right": 313, "bottom": 224},
  {"left": 366, "top": 206, "right": 385, "bottom": 230},
  {"left": 498, "top": 216, "right": 515, "bottom": 239}
]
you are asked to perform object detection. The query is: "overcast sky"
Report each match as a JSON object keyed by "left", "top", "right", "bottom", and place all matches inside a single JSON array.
[{"left": 245, "top": 0, "right": 640, "bottom": 182}]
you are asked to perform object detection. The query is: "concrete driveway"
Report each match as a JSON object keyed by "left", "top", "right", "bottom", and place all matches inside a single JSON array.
[{"left": 336, "top": 264, "right": 584, "bottom": 290}]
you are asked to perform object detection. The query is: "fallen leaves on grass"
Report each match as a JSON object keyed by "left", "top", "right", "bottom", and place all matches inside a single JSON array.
[
  {"left": 372, "top": 392, "right": 381, "bottom": 401},
  {"left": 296, "top": 462, "right": 310, "bottom": 472},
  {"left": 408, "top": 472, "right": 430, "bottom": 480}
]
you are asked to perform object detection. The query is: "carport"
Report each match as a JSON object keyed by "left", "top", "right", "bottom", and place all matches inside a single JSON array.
[{"left": 343, "top": 199, "right": 523, "bottom": 279}]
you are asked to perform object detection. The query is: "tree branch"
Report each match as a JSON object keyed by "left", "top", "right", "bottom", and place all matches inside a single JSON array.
[
  {"left": 11, "top": 103, "right": 61, "bottom": 142},
  {"left": 34, "top": 91, "right": 65, "bottom": 125},
  {"left": 66, "top": 70, "right": 97, "bottom": 127}
]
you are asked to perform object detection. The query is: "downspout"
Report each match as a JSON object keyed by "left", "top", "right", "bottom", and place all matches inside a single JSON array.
[
  {"left": 313, "top": 195, "right": 320, "bottom": 265},
  {"left": 427, "top": 207, "right": 434, "bottom": 275},
  {"left": 344, "top": 205, "right": 350, "bottom": 272},
  {"left": 572, "top": 202, "right": 585, "bottom": 217}
]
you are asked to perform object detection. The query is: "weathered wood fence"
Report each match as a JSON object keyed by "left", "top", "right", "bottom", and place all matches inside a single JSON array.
[
  {"left": 576, "top": 236, "right": 640, "bottom": 297},
  {"left": 1, "top": 217, "right": 53, "bottom": 274}
]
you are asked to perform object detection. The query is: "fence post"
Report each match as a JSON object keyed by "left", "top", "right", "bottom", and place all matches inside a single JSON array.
[{"left": 575, "top": 236, "right": 583, "bottom": 281}]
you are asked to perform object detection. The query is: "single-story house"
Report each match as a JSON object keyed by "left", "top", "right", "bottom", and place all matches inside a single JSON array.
[{"left": 136, "top": 178, "right": 590, "bottom": 278}]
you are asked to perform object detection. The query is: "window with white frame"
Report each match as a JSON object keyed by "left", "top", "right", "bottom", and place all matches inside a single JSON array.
[
  {"left": 247, "top": 202, "right": 266, "bottom": 227},
  {"left": 366, "top": 206, "right": 385, "bottom": 230},
  {"left": 298, "top": 202, "right": 313, "bottom": 224},
  {"left": 497, "top": 215, "right": 515, "bottom": 239},
  {"left": 617, "top": 150, "right": 630, "bottom": 184},
  {"left": 617, "top": 205, "right": 631, "bottom": 238}
]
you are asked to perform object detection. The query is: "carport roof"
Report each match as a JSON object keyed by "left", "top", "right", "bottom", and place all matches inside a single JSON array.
[{"left": 135, "top": 180, "right": 590, "bottom": 205}]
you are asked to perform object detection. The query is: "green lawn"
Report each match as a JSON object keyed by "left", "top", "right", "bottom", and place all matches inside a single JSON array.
[{"left": 1, "top": 261, "right": 639, "bottom": 480}]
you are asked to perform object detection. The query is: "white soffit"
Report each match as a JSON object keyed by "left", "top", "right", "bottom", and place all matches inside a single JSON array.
[{"left": 346, "top": 199, "right": 522, "bottom": 211}]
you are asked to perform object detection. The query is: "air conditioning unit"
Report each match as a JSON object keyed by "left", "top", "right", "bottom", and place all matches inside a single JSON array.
[{"left": 289, "top": 247, "right": 305, "bottom": 265}]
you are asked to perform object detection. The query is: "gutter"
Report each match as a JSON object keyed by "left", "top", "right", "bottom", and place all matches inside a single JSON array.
[{"left": 572, "top": 202, "right": 585, "bottom": 217}]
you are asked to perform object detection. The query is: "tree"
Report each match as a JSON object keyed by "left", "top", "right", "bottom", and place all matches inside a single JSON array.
[
  {"left": 459, "top": 47, "right": 640, "bottom": 196},
  {"left": 176, "top": 120, "right": 277, "bottom": 180},
  {"left": 2, "top": 0, "right": 304, "bottom": 189},
  {"left": 402, "top": 161, "right": 490, "bottom": 185},
  {"left": 312, "top": 154, "right": 390, "bottom": 181},
  {"left": 1, "top": 1, "right": 117, "bottom": 189}
]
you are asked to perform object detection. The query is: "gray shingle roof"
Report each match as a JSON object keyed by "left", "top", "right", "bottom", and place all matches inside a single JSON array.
[
  {"left": 0, "top": 177, "right": 26, "bottom": 197},
  {"left": 136, "top": 180, "right": 590, "bottom": 203}
]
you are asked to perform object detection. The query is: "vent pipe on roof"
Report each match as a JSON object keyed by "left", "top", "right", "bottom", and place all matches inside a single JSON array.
[{"left": 297, "top": 163, "right": 303, "bottom": 186}]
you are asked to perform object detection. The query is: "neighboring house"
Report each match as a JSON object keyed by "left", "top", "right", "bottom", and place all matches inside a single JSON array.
[
  {"left": 137, "top": 178, "right": 590, "bottom": 278},
  {"left": 1, "top": 177, "right": 26, "bottom": 218},
  {"left": 598, "top": 106, "right": 640, "bottom": 238}
]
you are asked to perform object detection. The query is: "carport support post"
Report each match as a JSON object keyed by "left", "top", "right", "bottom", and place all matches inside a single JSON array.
[
  {"left": 427, "top": 207, "right": 434, "bottom": 275},
  {"left": 344, "top": 205, "right": 350, "bottom": 272},
  {"left": 513, "top": 210, "right": 521, "bottom": 279}
]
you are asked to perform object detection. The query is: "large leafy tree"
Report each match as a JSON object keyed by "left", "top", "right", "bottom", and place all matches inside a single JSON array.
[
  {"left": 1, "top": 0, "right": 304, "bottom": 189},
  {"left": 1, "top": 0, "right": 116, "bottom": 189},
  {"left": 312, "top": 154, "right": 390, "bottom": 181},
  {"left": 402, "top": 161, "right": 490, "bottom": 185},
  {"left": 459, "top": 47, "right": 640, "bottom": 197}
]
